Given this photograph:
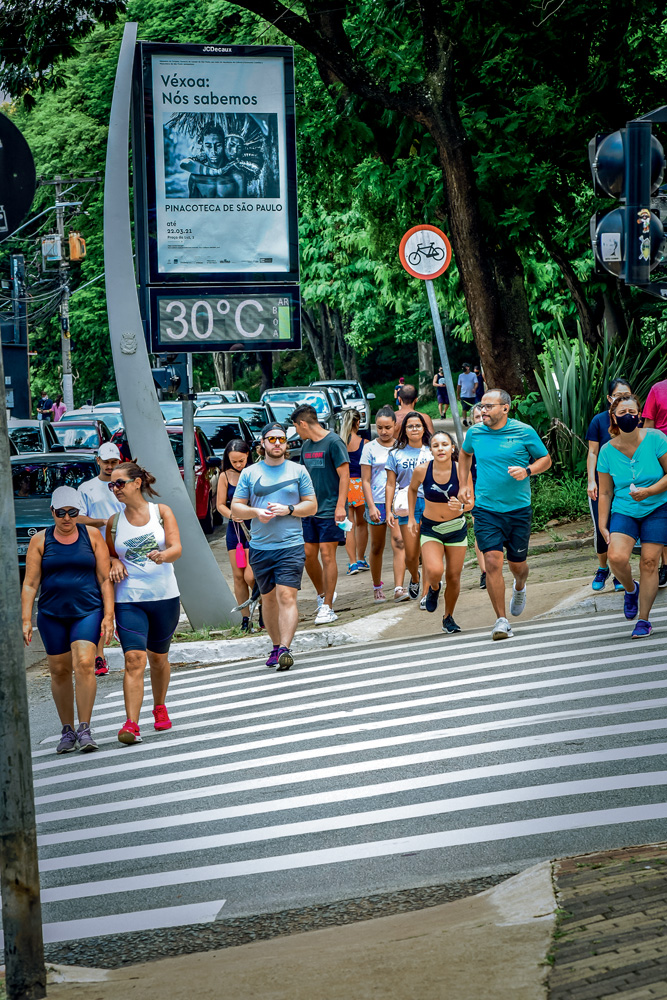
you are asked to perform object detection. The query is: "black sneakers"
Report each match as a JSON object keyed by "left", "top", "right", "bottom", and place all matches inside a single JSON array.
[
  {"left": 442, "top": 615, "right": 461, "bottom": 634},
  {"left": 408, "top": 573, "right": 421, "bottom": 600},
  {"left": 479, "top": 572, "right": 486, "bottom": 590},
  {"left": 424, "top": 585, "right": 441, "bottom": 612},
  {"left": 659, "top": 564, "right": 667, "bottom": 589}
]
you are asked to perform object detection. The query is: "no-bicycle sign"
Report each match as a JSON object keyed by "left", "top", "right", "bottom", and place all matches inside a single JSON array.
[{"left": 399, "top": 224, "right": 452, "bottom": 280}]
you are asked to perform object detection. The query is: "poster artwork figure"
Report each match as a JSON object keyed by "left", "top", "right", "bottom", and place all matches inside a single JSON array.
[{"left": 164, "top": 112, "right": 280, "bottom": 199}]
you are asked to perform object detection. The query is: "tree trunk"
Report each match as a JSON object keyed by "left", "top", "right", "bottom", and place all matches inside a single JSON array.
[
  {"left": 417, "top": 338, "right": 434, "bottom": 399},
  {"left": 212, "top": 352, "right": 233, "bottom": 390},
  {"left": 539, "top": 227, "right": 601, "bottom": 347},
  {"left": 489, "top": 243, "right": 538, "bottom": 391},
  {"left": 257, "top": 352, "right": 273, "bottom": 393},
  {"left": 302, "top": 307, "right": 335, "bottom": 379},
  {"left": 332, "top": 309, "right": 360, "bottom": 380}
]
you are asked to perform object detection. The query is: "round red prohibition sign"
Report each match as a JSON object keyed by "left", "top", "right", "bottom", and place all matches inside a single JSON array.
[{"left": 399, "top": 224, "right": 452, "bottom": 280}]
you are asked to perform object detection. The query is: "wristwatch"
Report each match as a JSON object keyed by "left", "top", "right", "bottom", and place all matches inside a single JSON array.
[
  {"left": 287, "top": 504, "right": 295, "bottom": 515},
  {"left": 525, "top": 466, "right": 532, "bottom": 477}
]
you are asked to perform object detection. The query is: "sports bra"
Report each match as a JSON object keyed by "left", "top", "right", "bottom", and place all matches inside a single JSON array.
[{"left": 423, "top": 460, "right": 460, "bottom": 504}]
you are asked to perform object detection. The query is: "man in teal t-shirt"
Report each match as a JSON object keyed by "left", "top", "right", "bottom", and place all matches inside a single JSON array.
[{"left": 457, "top": 389, "right": 552, "bottom": 640}]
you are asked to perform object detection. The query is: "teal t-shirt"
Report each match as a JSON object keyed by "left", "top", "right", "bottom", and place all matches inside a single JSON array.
[
  {"left": 462, "top": 418, "right": 548, "bottom": 512},
  {"left": 597, "top": 429, "right": 667, "bottom": 516},
  {"left": 234, "top": 459, "right": 315, "bottom": 550}
]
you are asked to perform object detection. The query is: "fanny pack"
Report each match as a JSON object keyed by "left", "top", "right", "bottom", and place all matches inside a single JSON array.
[{"left": 429, "top": 515, "right": 466, "bottom": 536}]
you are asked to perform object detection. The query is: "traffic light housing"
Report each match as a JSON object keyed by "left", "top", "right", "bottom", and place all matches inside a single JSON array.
[
  {"left": 68, "top": 231, "right": 86, "bottom": 261},
  {"left": 589, "top": 120, "right": 665, "bottom": 287}
]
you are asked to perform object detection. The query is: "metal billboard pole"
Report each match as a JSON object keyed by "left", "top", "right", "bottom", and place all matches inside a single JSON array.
[{"left": 104, "top": 22, "right": 239, "bottom": 629}]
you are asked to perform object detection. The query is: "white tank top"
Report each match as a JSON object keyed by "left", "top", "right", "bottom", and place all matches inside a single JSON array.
[{"left": 113, "top": 503, "right": 180, "bottom": 603}]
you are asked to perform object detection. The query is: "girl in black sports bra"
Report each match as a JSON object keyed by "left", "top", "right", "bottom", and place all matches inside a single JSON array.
[{"left": 407, "top": 431, "right": 475, "bottom": 634}]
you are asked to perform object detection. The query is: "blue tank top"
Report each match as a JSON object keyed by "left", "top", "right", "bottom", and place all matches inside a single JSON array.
[
  {"left": 39, "top": 525, "right": 103, "bottom": 618},
  {"left": 423, "top": 460, "right": 460, "bottom": 504},
  {"left": 226, "top": 478, "right": 236, "bottom": 504},
  {"left": 347, "top": 441, "right": 364, "bottom": 478}
]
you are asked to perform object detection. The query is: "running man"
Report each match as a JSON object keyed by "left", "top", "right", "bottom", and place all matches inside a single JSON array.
[
  {"left": 231, "top": 421, "right": 317, "bottom": 670},
  {"left": 432, "top": 367, "right": 449, "bottom": 418},
  {"left": 77, "top": 441, "right": 124, "bottom": 675},
  {"left": 457, "top": 389, "right": 552, "bottom": 640}
]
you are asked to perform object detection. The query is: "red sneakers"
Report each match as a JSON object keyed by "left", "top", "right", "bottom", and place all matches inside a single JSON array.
[
  {"left": 95, "top": 656, "right": 109, "bottom": 676},
  {"left": 152, "top": 704, "right": 172, "bottom": 731},
  {"left": 118, "top": 720, "right": 142, "bottom": 745}
]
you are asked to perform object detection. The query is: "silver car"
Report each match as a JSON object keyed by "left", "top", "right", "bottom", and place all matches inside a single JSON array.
[{"left": 310, "top": 379, "right": 375, "bottom": 429}]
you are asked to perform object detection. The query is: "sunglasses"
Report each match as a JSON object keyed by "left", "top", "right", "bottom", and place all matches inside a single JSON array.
[
  {"left": 54, "top": 508, "right": 79, "bottom": 518},
  {"left": 108, "top": 479, "right": 134, "bottom": 491},
  {"left": 264, "top": 435, "right": 287, "bottom": 444}
]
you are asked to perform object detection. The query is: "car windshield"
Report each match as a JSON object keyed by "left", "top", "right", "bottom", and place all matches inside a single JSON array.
[
  {"left": 195, "top": 419, "right": 245, "bottom": 452},
  {"left": 97, "top": 411, "right": 123, "bottom": 433},
  {"left": 13, "top": 460, "right": 97, "bottom": 497},
  {"left": 9, "top": 428, "right": 43, "bottom": 453},
  {"left": 331, "top": 384, "right": 360, "bottom": 401},
  {"left": 198, "top": 406, "right": 267, "bottom": 434},
  {"left": 264, "top": 392, "right": 328, "bottom": 415},
  {"left": 160, "top": 402, "right": 183, "bottom": 420},
  {"left": 264, "top": 402, "right": 296, "bottom": 423},
  {"left": 53, "top": 426, "right": 99, "bottom": 449},
  {"left": 168, "top": 434, "right": 184, "bottom": 465}
]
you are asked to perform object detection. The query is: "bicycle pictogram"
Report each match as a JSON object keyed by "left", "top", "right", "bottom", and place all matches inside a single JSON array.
[{"left": 407, "top": 242, "right": 445, "bottom": 267}]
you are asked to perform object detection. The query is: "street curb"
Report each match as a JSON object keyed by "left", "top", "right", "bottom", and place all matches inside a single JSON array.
[{"left": 527, "top": 534, "right": 593, "bottom": 556}]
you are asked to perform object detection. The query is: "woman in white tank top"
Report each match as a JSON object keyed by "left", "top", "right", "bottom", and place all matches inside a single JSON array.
[{"left": 107, "top": 463, "right": 182, "bottom": 746}]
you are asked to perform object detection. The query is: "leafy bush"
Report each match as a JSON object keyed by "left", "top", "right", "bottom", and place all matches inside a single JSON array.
[{"left": 530, "top": 472, "right": 589, "bottom": 532}]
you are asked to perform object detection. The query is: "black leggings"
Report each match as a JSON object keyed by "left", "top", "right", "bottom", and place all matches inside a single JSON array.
[{"left": 588, "top": 493, "right": 609, "bottom": 555}]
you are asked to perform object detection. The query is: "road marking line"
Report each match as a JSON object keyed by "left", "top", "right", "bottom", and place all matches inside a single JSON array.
[
  {"left": 34, "top": 803, "right": 667, "bottom": 903},
  {"left": 35, "top": 711, "right": 667, "bottom": 823},
  {"left": 38, "top": 743, "right": 667, "bottom": 846},
  {"left": 34, "top": 705, "right": 667, "bottom": 806}
]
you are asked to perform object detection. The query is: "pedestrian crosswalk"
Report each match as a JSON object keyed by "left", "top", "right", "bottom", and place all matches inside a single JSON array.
[{"left": 18, "top": 603, "right": 667, "bottom": 948}]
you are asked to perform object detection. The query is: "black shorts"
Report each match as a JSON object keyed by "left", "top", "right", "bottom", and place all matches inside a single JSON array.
[
  {"left": 249, "top": 545, "right": 306, "bottom": 594},
  {"left": 461, "top": 396, "right": 476, "bottom": 412},
  {"left": 114, "top": 597, "right": 181, "bottom": 654},
  {"left": 302, "top": 516, "right": 345, "bottom": 544},
  {"left": 473, "top": 505, "right": 532, "bottom": 563},
  {"left": 225, "top": 519, "right": 251, "bottom": 551},
  {"left": 436, "top": 388, "right": 449, "bottom": 404}
]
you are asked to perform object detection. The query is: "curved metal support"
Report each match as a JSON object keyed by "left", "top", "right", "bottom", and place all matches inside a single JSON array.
[{"left": 104, "top": 22, "right": 239, "bottom": 629}]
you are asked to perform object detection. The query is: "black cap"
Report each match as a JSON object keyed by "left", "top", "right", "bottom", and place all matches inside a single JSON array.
[{"left": 260, "top": 421, "right": 286, "bottom": 438}]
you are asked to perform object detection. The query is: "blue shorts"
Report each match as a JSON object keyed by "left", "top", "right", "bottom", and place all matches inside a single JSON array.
[
  {"left": 302, "top": 517, "right": 345, "bottom": 544},
  {"left": 115, "top": 597, "right": 181, "bottom": 654},
  {"left": 398, "top": 496, "right": 425, "bottom": 526},
  {"left": 37, "top": 609, "right": 103, "bottom": 657},
  {"left": 610, "top": 503, "right": 667, "bottom": 545},
  {"left": 473, "top": 505, "right": 532, "bottom": 563},
  {"left": 365, "top": 502, "right": 387, "bottom": 525},
  {"left": 436, "top": 389, "right": 449, "bottom": 404},
  {"left": 225, "top": 519, "right": 251, "bottom": 551},
  {"left": 249, "top": 545, "right": 306, "bottom": 594}
]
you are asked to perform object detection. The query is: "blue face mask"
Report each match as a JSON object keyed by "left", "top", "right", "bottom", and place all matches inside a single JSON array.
[{"left": 615, "top": 412, "right": 640, "bottom": 433}]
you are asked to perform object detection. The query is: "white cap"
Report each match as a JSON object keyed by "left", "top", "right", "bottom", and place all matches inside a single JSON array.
[
  {"left": 98, "top": 442, "right": 122, "bottom": 460},
  {"left": 51, "top": 486, "right": 82, "bottom": 510}
]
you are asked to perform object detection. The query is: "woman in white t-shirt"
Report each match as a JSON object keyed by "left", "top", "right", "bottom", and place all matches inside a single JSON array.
[
  {"left": 360, "top": 406, "right": 405, "bottom": 604},
  {"left": 106, "top": 463, "right": 182, "bottom": 746},
  {"left": 385, "top": 411, "right": 431, "bottom": 602}
]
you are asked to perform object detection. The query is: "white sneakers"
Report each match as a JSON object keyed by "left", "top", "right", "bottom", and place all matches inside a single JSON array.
[
  {"left": 317, "top": 591, "right": 337, "bottom": 611},
  {"left": 315, "top": 604, "right": 338, "bottom": 625},
  {"left": 492, "top": 617, "right": 513, "bottom": 640},
  {"left": 509, "top": 583, "right": 527, "bottom": 617}
]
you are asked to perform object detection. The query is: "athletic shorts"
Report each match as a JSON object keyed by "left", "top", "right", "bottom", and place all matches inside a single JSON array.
[
  {"left": 302, "top": 516, "right": 345, "bottom": 544},
  {"left": 609, "top": 503, "right": 667, "bottom": 545},
  {"left": 461, "top": 396, "right": 476, "bottom": 413},
  {"left": 249, "top": 545, "right": 306, "bottom": 594},
  {"left": 473, "top": 505, "right": 532, "bottom": 562},
  {"left": 397, "top": 496, "right": 425, "bottom": 526},
  {"left": 420, "top": 514, "right": 468, "bottom": 547},
  {"left": 365, "top": 502, "right": 387, "bottom": 525},
  {"left": 588, "top": 492, "right": 608, "bottom": 555},
  {"left": 37, "top": 609, "right": 103, "bottom": 657},
  {"left": 225, "top": 518, "right": 251, "bottom": 551},
  {"left": 114, "top": 596, "right": 181, "bottom": 654},
  {"left": 436, "top": 388, "right": 449, "bottom": 404}
]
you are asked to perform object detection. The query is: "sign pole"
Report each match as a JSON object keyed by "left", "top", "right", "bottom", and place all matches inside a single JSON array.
[
  {"left": 425, "top": 279, "right": 464, "bottom": 448},
  {"left": 183, "top": 355, "right": 196, "bottom": 507}
]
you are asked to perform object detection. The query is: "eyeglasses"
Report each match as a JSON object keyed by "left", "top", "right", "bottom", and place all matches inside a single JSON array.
[
  {"left": 264, "top": 435, "right": 287, "bottom": 444},
  {"left": 108, "top": 479, "right": 134, "bottom": 491},
  {"left": 54, "top": 508, "right": 79, "bottom": 518},
  {"left": 478, "top": 404, "right": 499, "bottom": 411}
]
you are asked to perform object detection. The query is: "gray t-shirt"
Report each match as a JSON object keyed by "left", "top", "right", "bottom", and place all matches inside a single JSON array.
[
  {"left": 234, "top": 459, "right": 315, "bottom": 550},
  {"left": 300, "top": 431, "right": 349, "bottom": 519}
]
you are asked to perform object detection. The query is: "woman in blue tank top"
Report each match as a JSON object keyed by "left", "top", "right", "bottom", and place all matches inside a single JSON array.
[
  {"left": 216, "top": 439, "right": 256, "bottom": 629},
  {"left": 407, "top": 432, "right": 475, "bottom": 634},
  {"left": 21, "top": 486, "right": 114, "bottom": 754}
]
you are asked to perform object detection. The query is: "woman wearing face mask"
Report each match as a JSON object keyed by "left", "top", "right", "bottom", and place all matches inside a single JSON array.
[
  {"left": 597, "top": 394, "right": 667, "bottom": 638},
  {"left": 385, "top": 412, "right": 432, "bottom": 601},
  {"left": 586, "top": 378, "right": 632, "bottom": 593},
  {"left": 408, "top": 432, "right": 475, "bottom": 633}
]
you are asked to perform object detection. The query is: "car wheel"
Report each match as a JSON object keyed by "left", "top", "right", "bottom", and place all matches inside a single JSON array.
[{"left": 200, "top": 489, "right": 215, "bottom": 535}]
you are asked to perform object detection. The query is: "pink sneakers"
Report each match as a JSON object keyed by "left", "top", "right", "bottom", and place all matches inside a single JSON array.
[
  {"left": 118, "top": 720, "right": 142, "bottom": 745},
  {"left": 152, "top": 705, "right": 172, "bottom": 731},
  {"left": 94, "top": 656, "right": 109, "bottom": 676}
]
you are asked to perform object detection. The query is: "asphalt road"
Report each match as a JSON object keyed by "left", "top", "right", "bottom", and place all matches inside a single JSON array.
[{"left": 12, "top": 599, "right": 667, "bottom": 955}]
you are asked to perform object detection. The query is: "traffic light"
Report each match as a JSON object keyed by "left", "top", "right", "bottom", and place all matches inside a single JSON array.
[{"left": 589, "top": 120, "right": 665, "bottom": 287}]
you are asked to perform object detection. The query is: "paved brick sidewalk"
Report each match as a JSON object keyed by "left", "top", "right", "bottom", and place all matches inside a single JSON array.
[{"left": 549, "top": 843, "right": 667, "bottom": 999}]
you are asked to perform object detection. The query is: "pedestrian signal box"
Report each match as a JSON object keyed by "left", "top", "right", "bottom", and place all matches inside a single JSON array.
[{"left": 68, "top": 231, "right": 86, "bottom": 261}]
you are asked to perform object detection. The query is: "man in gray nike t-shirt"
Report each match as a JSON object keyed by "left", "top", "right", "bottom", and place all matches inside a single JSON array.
[{"left": 232, "top": 422, "right": 317, "bottom": 671}]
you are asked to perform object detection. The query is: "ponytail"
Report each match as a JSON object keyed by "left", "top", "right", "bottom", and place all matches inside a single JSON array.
[{"left": 117, "top": 461, "right": 159, "bottom": 497}]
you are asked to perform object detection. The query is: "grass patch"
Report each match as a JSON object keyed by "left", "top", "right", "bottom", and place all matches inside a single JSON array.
[{"left": 530, "top": 473, "right": 588, "bottom": 532}]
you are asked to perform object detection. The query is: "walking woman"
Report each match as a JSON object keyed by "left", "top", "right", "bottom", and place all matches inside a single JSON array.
[
  {"left": 340, "top": 408, "right": 370, "bottom": 574},
  {"left": 385, "top": 411, "right": 432, "bottom": 601},
  {"left": 407, "top": 432, "right": 475, "bottom": 633},
  {"left": 360, "top": 405, "right": 405, "bottom": 603},
  {"left": 21, "top": 486, "right": 114, "bottom": 753},
  {"left": 216, "top": 438, "right": 256, "bottom": 630},
  {"left": 598, "top": 394, "right": 667, "bottom": 638},
  {"left": 106, "top": 463, "right": 182, "bottom": 744},
  {"left": 586, "top": 377, "right": 632, "bottom": 592}
]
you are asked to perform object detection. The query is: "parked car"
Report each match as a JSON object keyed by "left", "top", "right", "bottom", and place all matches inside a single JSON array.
[
  {"left": 58, "top": 407, "right": 124, "bottom": 435},
  {"left": 52, "top": 419, "right": 112, "bottom": 452},
  {"left": 194, "top": 402, "right": 302, "bottom": 459},
  {"left": 165, "top": 425, "right": 221, "bottom": 534},
  {"left": 94, "top": 400, "right": 120, "bottom": 410},
  {"left": 260, "top": 386, "right": 343, "bottom": 432},
  {"left": 195, "top": 389, "right": 250, "bottom": 406},
  {"left": 11, "top": 452, "right": 98, "bottom": 568},
  {"left": 167, "top": 414, "right": 255, "bottom": 457},
  {"left": 310, "top": 379, "right": 376, "bottom": 429},
  {"left": 8, "top": 418, "right": 64, "bottom": 454}
]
